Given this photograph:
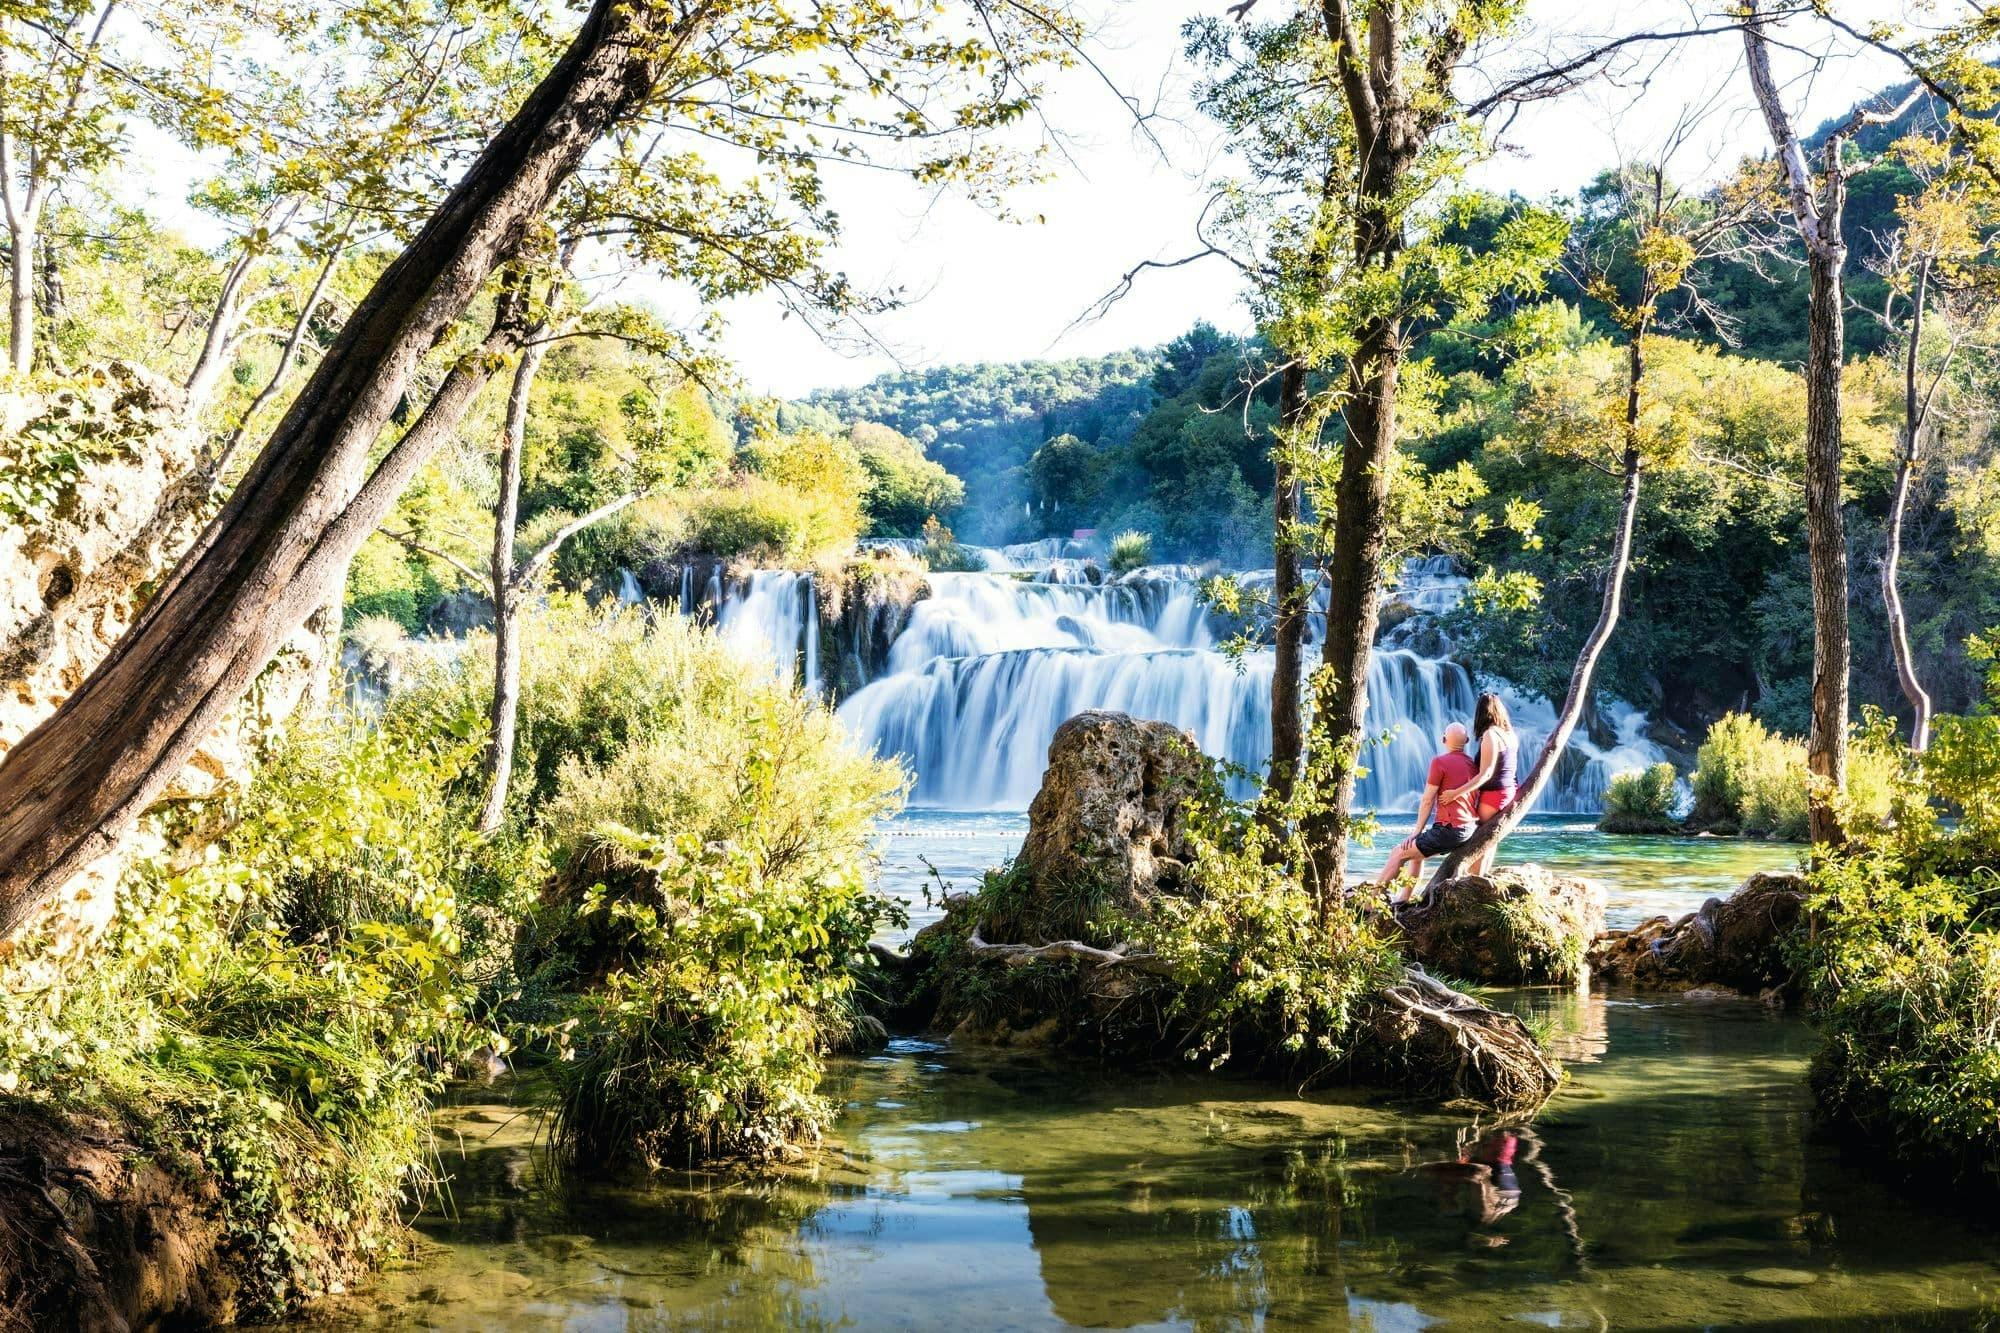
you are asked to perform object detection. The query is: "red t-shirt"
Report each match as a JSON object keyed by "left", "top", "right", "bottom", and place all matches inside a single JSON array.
[{"left": 1427, "top": 750, "right": 1479, "bottom": 827}]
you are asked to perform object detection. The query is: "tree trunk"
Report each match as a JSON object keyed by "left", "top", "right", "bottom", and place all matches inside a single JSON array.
[
  {"left": 1265, "top": 361, "right": 1309, "bottom": 808},
  {"left": 1743, "top": 6, "right": 1851, "bottom": 846},
  {"left": 7, "top": 213, "right": 35, "bottom": 374},
  {"left": 1801, "top": 237, "right": 1852, "bottom": 844},
  {"left": 1884, "top": 259, "right": 1932, "bottom": 751},
  {"left": 0, "top": 0, "right": 679, "bottom": 939},
  {"left": 476, "top": 340, "right": 550, "bottom": 835},
  {"left": 215, "top": 240, "right": 344, "bottom": 478},
  {"left": 1300, "top": 314, "right": 1401, "bottom": 899},
  {"left": 1426, "top": 332, "right": 1649, "bottom": 888}
]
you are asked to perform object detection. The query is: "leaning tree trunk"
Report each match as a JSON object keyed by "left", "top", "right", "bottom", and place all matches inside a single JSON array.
[
  {"left": 476, "top": 339, "right": 551, "bottom": 834},
  {"left": 1300, "top": 313, "right": 1401, "bottom": 900},
  {"left": 0, "top": 0, "right": 678, "bottom": 939},
  {"left": 1426, "top": 331, "right": 1649, "bottom": 888},
  {"left": 1265, "top": 361, "right": 1309, "bottom": 808},
  {"left": 1884, "top": 259, "right": 1933, "bottom": 752}
]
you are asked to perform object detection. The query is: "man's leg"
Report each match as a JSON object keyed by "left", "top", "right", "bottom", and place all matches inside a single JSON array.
[{"left": 1376, "top": 838, "right": 1417, "bottom": 886}]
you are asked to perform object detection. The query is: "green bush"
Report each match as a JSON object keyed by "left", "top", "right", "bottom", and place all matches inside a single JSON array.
[
  {"left": 684, "top": 474, "right": 857, "bottom": 562},
  {"left": 1599, "top": 762, "right": 1680, "bottom": 833},
  {"left": 1688, "top": 710, "right": 1897, "bottom": 841},
  {"left": 0, "top": 710, "right": 509, "bottom": 1315},
  {"left": 919, "top": 515, "right": 986, "bottom": 572},
  {"left": 1109, "top": 529, "right": 1152, "bottom": 575},
  {"left": 343, "top": 532, "right": 448, "bottom": 631}
]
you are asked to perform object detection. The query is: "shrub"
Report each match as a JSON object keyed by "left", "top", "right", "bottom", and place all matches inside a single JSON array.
[
  {"left": 919, "top": 515, "right": 985, "bottom": 572},
  {"left": 1599, "top": 762, "right": 1680, "bottom": 833},
  {"left": 0, "top": 710, "right": 506, "bottom": 1316},
  {"left": 549, "top": 821, "right": 902, "bottom": 1168},
  {"left": 1108, "top": 530, "right": 1152, "bottom": 575},
  {"left": 684, "top": 473, "right": 857, "bottom": 562},
  {"left": 343, "top": 532, "right": 447, "bottom": 631}
]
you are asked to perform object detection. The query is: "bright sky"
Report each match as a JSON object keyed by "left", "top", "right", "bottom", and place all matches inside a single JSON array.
[
  {"left": 698, "top": 0, "right": 1918, "bottom": 398},
  {"left": 123, "top": 0, "right": 1928, "bottom": 400}
]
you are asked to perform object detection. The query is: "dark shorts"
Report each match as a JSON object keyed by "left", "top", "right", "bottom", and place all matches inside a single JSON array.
[{"left": 1413, "top": 822, "right": 1475, "bottom": 856}]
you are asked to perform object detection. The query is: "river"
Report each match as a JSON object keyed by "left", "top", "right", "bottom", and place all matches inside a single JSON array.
[
  {"left": 308, "top": 552, "right": 2000, "bottom": 1327},
  {"left": 306, "top": 816, "right": 2000, "bottom": 1331}
]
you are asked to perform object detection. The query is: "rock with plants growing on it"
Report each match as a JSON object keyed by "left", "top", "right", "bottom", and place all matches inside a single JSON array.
[
  {"left": 902, "top": 709, "right": 1560, "bottom": 1112},
  {"left": 1392, "top": 867, "right": 1606, "bottom": 986},
  {"left": 1588, "top": 871, "right": 1809, "bottom": 997}
]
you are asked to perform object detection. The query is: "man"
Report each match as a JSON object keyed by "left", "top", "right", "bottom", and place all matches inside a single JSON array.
[{"left": 1376, "top": 721, "right": 1478, "bottom": 902}]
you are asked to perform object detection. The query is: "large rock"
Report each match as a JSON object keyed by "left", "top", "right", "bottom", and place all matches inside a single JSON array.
[
  {"left": 0, "top": 364, "right": 335, "bottom": 959},
  {"left": 897, "top": 710, "right": 1560, "bottom": 1111},
  {"left": 1589, "top": 871, "right": 1809, "bottom": 996},
  {"left": 1018, "top": 710, "right": 1203, "bottom": 926},
  {"left": 1393, "top": 867, "right": 1606, "bottom": 986}
]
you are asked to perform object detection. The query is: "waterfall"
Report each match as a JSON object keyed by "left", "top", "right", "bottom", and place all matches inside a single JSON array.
[
  {"left": 713, "top": 569, "right": 822, "bottom": 695},
  {"left": 834, "top": 560, "right": 1666, "bottom": 813}
]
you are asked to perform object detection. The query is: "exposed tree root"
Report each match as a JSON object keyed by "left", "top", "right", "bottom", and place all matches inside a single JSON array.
[
  {"left": 963, "top": 930, "right": 1176, "bottom": 976},
  {"left": 1356, "top": 966, "right": 1562, "bottom": 1111}
]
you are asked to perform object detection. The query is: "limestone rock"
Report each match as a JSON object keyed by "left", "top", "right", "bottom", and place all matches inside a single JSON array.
[
  {"left": 1394, "top": 866, "right": 1605, "bottom": 986},
  {"left": 1588, "top": 871, "right": 1809, "bottom": 996},
  {"left": 1018, "top": 710, "right": 1203, "bottom": 928},
  {"left": 0, "top": 364, "right": 336, "bottom": 958}
]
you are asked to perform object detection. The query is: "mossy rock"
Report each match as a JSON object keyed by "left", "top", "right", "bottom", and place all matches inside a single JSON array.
[
  {"left": 1590, "top": 871, "right": 1809, "bottom": 997},
  {"left": 1393, "top": 867, "right": 1605, "bottom": 986}
]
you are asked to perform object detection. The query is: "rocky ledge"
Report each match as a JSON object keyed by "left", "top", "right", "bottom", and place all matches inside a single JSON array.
[{"left": 1588, "top": 871, "right": 1810, "bottom": 1000}]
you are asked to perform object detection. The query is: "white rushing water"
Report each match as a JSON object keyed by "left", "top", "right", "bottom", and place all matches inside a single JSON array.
[
  {"left": 676, "top": 551, "right": 1666, "bottom": 814},
  {"left": 833, "top": 554, "right": 1665, "bottom": 812}
]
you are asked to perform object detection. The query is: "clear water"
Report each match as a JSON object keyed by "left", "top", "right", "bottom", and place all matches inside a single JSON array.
[
  {"left": 327, "top": 996, "right": 2000, "bottom": 1331},
  {"left": 305, "top": 818, "right": 2000, "bottom": 1331},
  {"left": 877, "top": 810, "right": 1796, "bottom": 936}
]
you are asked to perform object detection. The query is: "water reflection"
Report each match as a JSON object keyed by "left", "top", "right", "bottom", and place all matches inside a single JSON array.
[{"left": 318, "top": 994, "right": 2000, "bottom": 1331}]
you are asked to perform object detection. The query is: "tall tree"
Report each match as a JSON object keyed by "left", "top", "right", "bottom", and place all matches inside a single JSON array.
[
  {"left": 0, "top": 0, "right": 1082, "bottom": 938},
  {"left": 1863, "top": 149, "right": 1999, "bottom": 752},
  {"left": 1433, "top": 158, "right": 1774, "bottom": 882},
  {"left": 1199, "top": 1, "right": 1584, "bottom": 897}
]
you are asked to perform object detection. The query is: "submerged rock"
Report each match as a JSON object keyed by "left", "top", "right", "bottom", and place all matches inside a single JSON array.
[
  {"left": 1393, "top": 867, "right": 1605, "bottom": 986},
  {"left": 1588, "top": 871, "right": 1809, "bottom": 997}
]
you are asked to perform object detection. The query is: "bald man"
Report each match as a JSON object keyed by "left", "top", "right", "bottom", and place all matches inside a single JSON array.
[{"left": 1378, "top": 721, "right": 1480, "bottom": 902}]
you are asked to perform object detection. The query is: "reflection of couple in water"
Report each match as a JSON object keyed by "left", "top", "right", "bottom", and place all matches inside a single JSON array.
[{"left": 1424, "top": 1127, "right": 1524, "bottom": 1241}]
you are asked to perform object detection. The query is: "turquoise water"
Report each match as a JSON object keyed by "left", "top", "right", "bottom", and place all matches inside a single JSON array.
[
  {"left": 309, "top": 816, "right": 2000, "bottom": 1331},
  {"left": 876, "top": 810, "right": 1794, "bottom": 935}
]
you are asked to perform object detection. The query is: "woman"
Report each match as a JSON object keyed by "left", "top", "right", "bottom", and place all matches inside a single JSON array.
[{"left": 1445, "top": 692, "right": 1518, "bottom": 876}]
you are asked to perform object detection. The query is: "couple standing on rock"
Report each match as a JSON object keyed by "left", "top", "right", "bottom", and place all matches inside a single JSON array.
[{"left": 1378, "top": 693, "right": 1519, "bottom": 903}]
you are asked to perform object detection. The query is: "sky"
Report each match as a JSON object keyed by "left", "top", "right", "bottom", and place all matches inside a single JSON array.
[
  {"left": 123, "top": 0, "right": 1926, "bottom": 400},
  {"left": 690, "top": 0, "right": 1918, "bottom": 399}
]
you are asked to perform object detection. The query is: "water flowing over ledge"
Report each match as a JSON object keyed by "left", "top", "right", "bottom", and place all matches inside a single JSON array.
[{"left": 669, "top": 550, "right": 1668, "bottom": 813}]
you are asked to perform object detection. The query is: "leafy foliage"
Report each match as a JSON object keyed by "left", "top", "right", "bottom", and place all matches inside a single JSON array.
[{"left": 1599, "top": 762, "right": 1680, "bottom": 834}]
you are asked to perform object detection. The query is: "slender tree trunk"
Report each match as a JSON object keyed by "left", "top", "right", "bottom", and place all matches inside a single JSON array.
[
  {"left": 215, "top": 240, "right": 344, "bottom": 478},
  {"left": 476, "top": 340, "right": 550, "bottom": 834},
  {"left": 1427, "top": 337, "right": 1648, "bottom": 889},
  {"left": 1300, "top": 313, "right": 1401, "bottom": 898},
  {"left": 183, "top": 247, "right": 256, "bottom": 416},
  {"left": 0, "top": 0, "right": 679, "bottom": 939},
  {"left": 1801, "top": 236, "right": 1852, "bottom": 844},
  {"left": 1266, "top": 361, "right": 1309, "bottom": 808},
  {"left": 7, "top": 213, "right": 35, "bottom": 374},
  {"left": 1744, "top": 6, "right": 1851, "bottom": 846},
  {"left": 1884, "top": 259, "right": 1932, "bottom": 751}
]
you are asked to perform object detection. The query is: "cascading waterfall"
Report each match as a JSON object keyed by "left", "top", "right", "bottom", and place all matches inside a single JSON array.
[
  {"left": 712, "top": 569, "right": 822, "bottom": 695},
  {"left": 830, "top": 553, "right": 1667, "bottom": 812},
  {"left": 671, "top": 547, "right": 1665, "bottom": 813}
]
